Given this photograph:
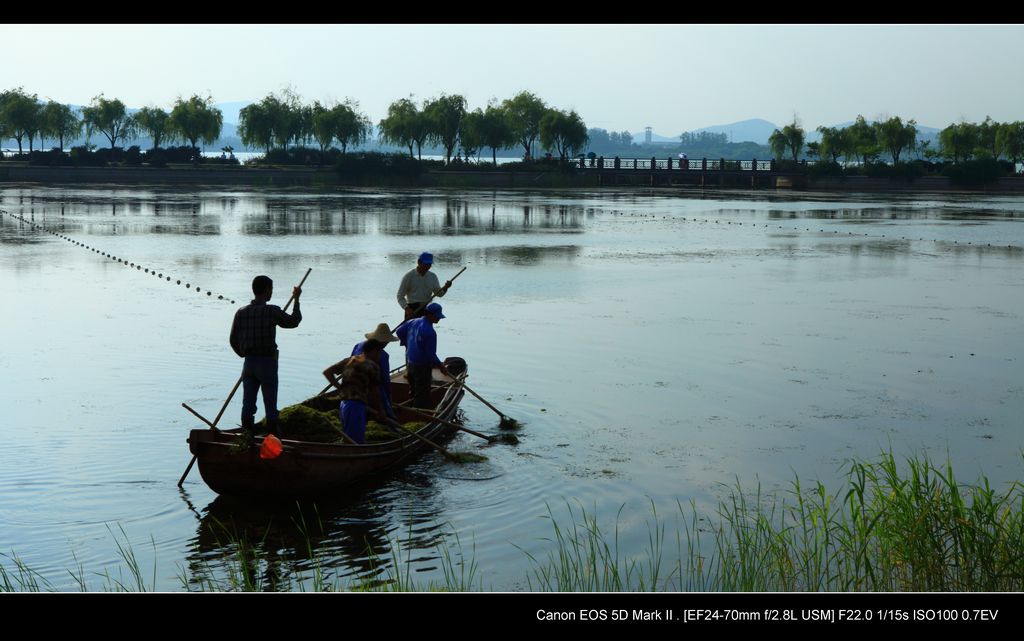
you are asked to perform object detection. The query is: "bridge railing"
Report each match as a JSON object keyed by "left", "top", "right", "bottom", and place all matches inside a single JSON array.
[{"left": 574, "top": 158, "right": 801, "bottom": 172}]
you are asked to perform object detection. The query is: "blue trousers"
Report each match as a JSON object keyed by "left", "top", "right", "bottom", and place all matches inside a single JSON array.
[
  {"left": 241, "top": 355, "right": 279, "bottom": 434},
  {"left": 339, "top": 400, "right": 367, "bottom": 444}
]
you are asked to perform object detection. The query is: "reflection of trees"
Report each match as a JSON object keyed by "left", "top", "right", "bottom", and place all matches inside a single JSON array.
[
  {"left": 482, "top": 245, "right": 581, "bottom": 265},
  {"left": 241, "top": 207, "right": 371, "bottom": 236},
  {"left": 4, "top": 190, "right": 590, "bottom": 240},
  {"left": 380, "top": 199, "right": 585, "bottom": 236},
  {"left": 180, "top": 466, "right": 454, "bottom": 591}
]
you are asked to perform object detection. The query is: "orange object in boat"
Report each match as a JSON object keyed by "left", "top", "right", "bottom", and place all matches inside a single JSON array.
[{"left": 259, "top": 434, "right": 283, "bottom": 459}]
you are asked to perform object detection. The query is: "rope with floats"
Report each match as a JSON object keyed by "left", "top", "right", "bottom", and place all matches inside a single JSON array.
[
  {"left": 0, "top": 209, "right": 237, "bottom": 303},
  {"left": 608, "top": 211, "right": 1024, "bottom": 252}
]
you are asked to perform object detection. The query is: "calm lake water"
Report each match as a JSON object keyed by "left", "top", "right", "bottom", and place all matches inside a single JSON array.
[{"left": 1, "top": 184, "right": 1022, "bottom": 590}]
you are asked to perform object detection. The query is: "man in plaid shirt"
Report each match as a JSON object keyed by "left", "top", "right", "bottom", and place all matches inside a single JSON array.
[{"left": 229, "top": 275, "right": 302, "bottom": 436}]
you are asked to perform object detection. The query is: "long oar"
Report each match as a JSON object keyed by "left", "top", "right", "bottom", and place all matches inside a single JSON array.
[
  {"left": 380, "top": 415, "right": 485, "bottom": 464},
  {"left": 177, "top": 268, "right": 312, "bottom": 487},
  {"left": 455, "top": 380, "right": 519, "bottom": 429},
  {"left": 399, "top": 405, "right": 517, "bottom": 445}
]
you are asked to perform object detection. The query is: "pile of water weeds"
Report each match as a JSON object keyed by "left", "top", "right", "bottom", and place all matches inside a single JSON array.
[{"left": 257, "top": 404, "right": 426, "bottom": 443}]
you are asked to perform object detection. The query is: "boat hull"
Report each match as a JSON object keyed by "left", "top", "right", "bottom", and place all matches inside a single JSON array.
[{"left": 187, "top": 358, "right": 467, "bottom": 498}]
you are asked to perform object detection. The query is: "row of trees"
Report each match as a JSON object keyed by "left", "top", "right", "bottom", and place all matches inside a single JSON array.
[
  {"left": 377, "top": 91, "right": 588, "bottom": 165},
  {"left": 4, "top": 87, "right": 589, "bottom": 166},
  {"left": 0, "top": 88, "right": 224, "bottom": 158},
  {"left": 769, "top": 115, "right": 1024, "bottom": 167},
  {"left": 237, "top": 89, "right": 371, "bottom": 157},
  {"left": 935, "top": 118, "right": 1024, "bottom": 165},
  {"left": 0, "top": 88, "right": 84, "bottom": 154}
]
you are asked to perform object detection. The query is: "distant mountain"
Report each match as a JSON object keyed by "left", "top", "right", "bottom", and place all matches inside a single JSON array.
[
  {"left": 628, "top": 131, "right": 679, "bottom": 144},
  {"left": 628, "top": 120, "right": 781, "bottom": 146},
  {"left": 689, "top": 119, "right": 780, "bottom": 146}
]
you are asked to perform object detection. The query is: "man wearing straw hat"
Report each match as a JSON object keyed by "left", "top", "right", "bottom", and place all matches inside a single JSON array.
[
  {"left": 396, "top": 252, "right": 453, "bottom": 319},
  {"left": 350, "top": 323, "right": 401, "bottom": 420},
  {"left": 322, "top": 326, "right": 393, "bottom": 444}
]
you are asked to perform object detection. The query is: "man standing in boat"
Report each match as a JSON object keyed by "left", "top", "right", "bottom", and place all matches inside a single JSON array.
[
  {"left": 396, "top": 252, "right": 453, "bottom": 319},
  {"left": 396, "top": 302, "right": 452, "bottom": 409},
  {"left": 323, "top": 334, "right": 391, "bottom": 444},
  {"left": 350, "top": 323, "right": 400, "bottom": 421},
  {"left": 229, "top": 275, "right": 302, "bottom": 437}
]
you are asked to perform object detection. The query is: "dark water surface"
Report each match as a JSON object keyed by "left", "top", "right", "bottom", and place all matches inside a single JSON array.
[{"left": 1, "top": 185, "right": 1022, "bottom": 590}]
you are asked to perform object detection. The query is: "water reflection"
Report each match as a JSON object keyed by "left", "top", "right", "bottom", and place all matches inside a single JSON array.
[
  {"left": 3, "top": 190, "right": 588, "bottom": 237},
  {"left": 181, "top": 466, "right": 458, "bottom": 589}
]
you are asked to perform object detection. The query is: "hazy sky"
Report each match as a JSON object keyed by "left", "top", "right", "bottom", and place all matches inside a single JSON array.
[{"left": 4, "top": 24, "right": 1022, "bottom": 134}]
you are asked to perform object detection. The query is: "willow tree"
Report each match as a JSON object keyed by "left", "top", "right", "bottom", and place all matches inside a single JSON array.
[
  {"left": 312, "top": 100, "right": 371, "bottom": 155},
  {"left": 847, "top": 115, "right": 879, "bottom": 166},
  {"left": 976, "top": 116, "right": 1000, "bottom": 158},
  {"left": 459, "top": 109, "right": 484, "bottom": 161},
  {"left": 170, "top": 95, "right": 223, "bottom": 159},
  {"left": 1, "top": 88, "right": 41, "bottom": 154},
  {"left": 134, "top": 106, "right": 172, "bottom": 149},
  {"left": 378, "top": 97, "right": 417, "bottom": 157},
  {"left": 311, "top": 101, "right": 337, "bottom": 156},
  {"left": 335, "top": 101, "right": 372, "bottom": 153},
  {"left": 82, "top": 95, "right": 137, "bottom": 152},
  {"left": 424, "top": 93, "right": 467, "bottom": 164},
  {"left": 478, "top": 103, "right": 515, "bottom": 166},
  {"left": 238, "top": 102, "right": 274, "bottom": 154},
  {"left": 539, "top": 108, "right": 588, "bottom": 160},
  {"left": 769, "top": 121, "right": 805, "bottom": 161},
  {"left": 874, "top": 116, "right": 917, "bottom": 164},
  {"left": 42, "top": 101, "right": 81, "bottom": 151},
  {"left": 996, "top": 122, "right": 1024, "bottom": 167},
  {"left": 939, "top": 122, "right": 978, "bottom": 164},
  {"left": 379, "top": 96, "right": 432, "bottom": 159},
  {"left": 270, "top": 90, "right": 305, "bottom": 150},
  {"left": 817, "top": 126, "right": 849, "bottom": 164},
  {"left": 501, "top": 91, "right": 547, "bottom": 158}
]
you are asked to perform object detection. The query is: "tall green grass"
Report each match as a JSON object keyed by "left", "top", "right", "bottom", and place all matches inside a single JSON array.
[
  {"left": 3, "top": 451, "right": 1022, "bottom": 591},
  {"left": 520, "top": 451, "right": 1024, "bottom": 591}
]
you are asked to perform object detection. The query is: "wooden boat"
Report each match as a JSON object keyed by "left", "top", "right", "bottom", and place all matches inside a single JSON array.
[{"left": 187, "top": 357, "right": 467, "bottom": 498}]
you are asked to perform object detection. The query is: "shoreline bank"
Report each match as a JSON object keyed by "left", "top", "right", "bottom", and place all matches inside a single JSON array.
[{"left": 3, "top": 164, "right": 1024, "bottom": 194}]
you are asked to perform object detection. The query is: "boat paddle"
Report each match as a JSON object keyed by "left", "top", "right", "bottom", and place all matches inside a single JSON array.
[
  {"left": 378, "top": 414, "right": 486, "bottom": 464},
  {"left": 452, "top": 379, "right": 520, "bottom": 429},
  {"left": 177, "top": 268, "right": 312, "bottom": 487},
  {"left": 399, "top": 405, "right": 518, "bottom": 445}
]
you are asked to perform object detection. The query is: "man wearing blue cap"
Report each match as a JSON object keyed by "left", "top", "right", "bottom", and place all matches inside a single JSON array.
[
  {"left": 396, "top": 302, "right": 452, "bottom": 409},
  {"left": 396, "top": 252, "right": 453, "bottom": 320}
]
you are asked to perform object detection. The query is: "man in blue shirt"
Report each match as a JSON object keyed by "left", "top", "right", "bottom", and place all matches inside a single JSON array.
[{"left": 396, "top": 302, "right": 452, "bottom": 409}]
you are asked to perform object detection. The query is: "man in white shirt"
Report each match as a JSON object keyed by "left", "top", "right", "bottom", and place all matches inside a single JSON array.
[{"left": 396, "top": 252, "right": 452, "bottom": 319}]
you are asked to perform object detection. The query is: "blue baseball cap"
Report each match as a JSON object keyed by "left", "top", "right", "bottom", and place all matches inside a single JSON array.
[
  {"left": 425, "top": 302, "right": 446, "bottom": 319},
  {"left": 418, "top": 252, "right": 433, "bottom": 265}
]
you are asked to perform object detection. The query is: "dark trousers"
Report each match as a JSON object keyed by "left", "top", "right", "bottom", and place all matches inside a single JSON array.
[
  {"left": 407, "top": 362, "right": 434, "bottom": 409},
  {"left": 241, "top": 355, "right": 279, "bottom": 435},
  {"left": 405, "top": 302, "right": 428, "bottom": 319}
]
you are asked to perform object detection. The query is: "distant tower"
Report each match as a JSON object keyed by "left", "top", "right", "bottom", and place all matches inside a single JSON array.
[{"left": 645, "top": 127, "right": 652, "bottom": 144}]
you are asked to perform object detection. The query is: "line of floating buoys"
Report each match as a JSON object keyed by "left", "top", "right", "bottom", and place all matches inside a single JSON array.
[
  {"left": 0, "top": 209, "right": 235, "bottom": 303},
  {"left": 663, "top": 214, "right": 1021, "bottom": 251}
]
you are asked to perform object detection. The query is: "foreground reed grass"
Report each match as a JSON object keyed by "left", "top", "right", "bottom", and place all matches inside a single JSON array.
[
  {"left": 3, "top": 451, "right": 1022, "bottom": 591},
  {"left": 701, "top": 451, "right": 1024, "bottom": 591},
  {"left": 514, "top": 450, "right": 1024, "bottom": 591}
]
